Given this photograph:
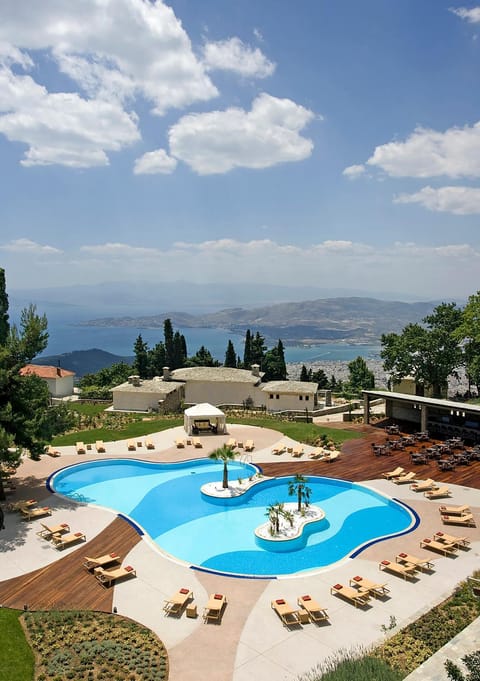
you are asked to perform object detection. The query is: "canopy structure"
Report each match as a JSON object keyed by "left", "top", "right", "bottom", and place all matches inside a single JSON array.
[{"left": 183, "top": 403, "right": 226, "bottom": 436}]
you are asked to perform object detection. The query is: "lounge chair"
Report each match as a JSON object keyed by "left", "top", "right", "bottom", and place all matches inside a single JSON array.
[
  {"left": 21, "top": 506, "right": 52, "bottom": 521},
  {"left": 127, "top": 440, "right": 136, "bottom": 451},
  {"left": 438, "top": 504, "right": 471, "bottom": 516},
  {"left": 192, "top": 438, "right": 202, "bottom": 448},
  {"left": 409, "top": 479, "right": 438, "bottom": 492},
  {"left": 51, "top": 531, "right": 86, "bottom": 550},
  {"left": 163, "top": 588, "right": 194, "bottom": 616},
  {"left": 226, "top": 438, "right": 237, "bottom": 448},
  {"left": 441, "top": 513, "right": 476, "bottom": 527},
  {"left": 76, "top": 442, "right": 86, "bottom": 454},
  {"left": 46, "top": 445, "right": 60, "bottom": 457},
  {"left": 244, "top": 440, "right": 255, "bottom": 452},
  {"left": 324, "top": 450, "right": 340, "bottom": 463},
  {"left": 292, "top": 445, "right": 304, "bottom": 457},
  {"left": 36, "top": 521, "right": 70, "bottom": 539},
  {"left": 330, "top": 583, "right": 370, "bottom": 607},
  {"left": 379, "top": 560, "right": 418, "bottom": 580},
  {"left": 94, "top": 564, "right": 136, "bottom": 587},
  {"left": 297, "top": 595, "right": 329, "bottom": 622},
  {"left": 175, "top": 438, "right": 185, "bottom": 448},
  {"left": 7, "top": 499, "right": 37, "bottom": 512},
  {"left": 145, "top": 438, "right": 155, "bottom": 450},
  {"left": 393, "top": 471, "right": 416, "bottom": 484},
  {"left": 272, "top": 444, "right": 285, "bottom": 455},
  {"left": 95, "top": 440, "right": 106, "bottom": 453},
  {"left": 433, "top": 531, "right": 470, "bottom": 548},
  {"left": 382, "top": 466, "right": 405, "bottom": 480},
  {"left": 203, "top": 593, "right": 227, "bottom": 623},
  {"left": 309, "top": 447, "right": 325, "bottom": 460},
  {"left": 419, "top": 537, "right": 458, "bottom": 556},
  {"left": 395, "top": 552, "right": 434, "bottom": 572},
  {"left": 271, "top": 598, "right": 301, "bottom": 627},
  {"left": 83, "top": 552, "right": 121, "bottom": 571},
  {"left": 424, "top": 486, "right": 451, "bottom": 500},
  {"left": 349, "top": 576, "right": 390, "bottom": 599}
]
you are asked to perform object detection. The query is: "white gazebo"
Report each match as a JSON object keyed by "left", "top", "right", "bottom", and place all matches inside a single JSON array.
[{"left": 183, "top": 403, "right": 226, "bottom": 436}]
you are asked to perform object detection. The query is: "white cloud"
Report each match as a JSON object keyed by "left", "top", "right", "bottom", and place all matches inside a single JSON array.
[
  {"left": 203, "top": 37, "right": 275, "bottom": 78},
  {"left": 450, "top": 6, "right": 480, "bottom": 23},
  {"left": 133, "top": 149, "right": 177, "bottom": 175},
  {"left": 168, "top": 93, "right": 314, "bottom": 174},
  {"left": 342, "top": 164, "right": 366, "bottom": 178},
  {"left": 395, "top": 185, "right": 480, "bottom": 214},
  {"left": 80, "top": 243, "right": 159, "bottom": 257},
  {"left": 1, "top": 238, "right": 62, "bottom": 254},
  {"left": 366, "top": 122, "right": 480, "bottom": 178}
]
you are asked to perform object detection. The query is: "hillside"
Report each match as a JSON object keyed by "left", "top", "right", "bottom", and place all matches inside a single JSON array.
[
  {"left": 79, "top": 296, "right": 438, "bottom": 344},
  {"left": 33, "top": 348, "right": 133, "bottom": 378}
]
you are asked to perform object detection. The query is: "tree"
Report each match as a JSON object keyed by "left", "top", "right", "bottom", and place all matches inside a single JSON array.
[
  {"left": 250, "top": 331, "right": 267, "bottom": 367},
  {"left": 208, "top": 445, "right": 237, "bottom": 489},
  {"left": 288, "top": 474, "right": 312, "bottom": 513},
  {"left": 172, "top": 331, "right": 186, "bottom": 369},
  {"left": 243, "top": 329, "right": 252, "bottom": 368},
  {"left": 163, "top": 318, "right": 174, "bottom": 367},
  {"left": 133, "top": 334, "right": 149, "bottom": 378},
  {"left": 454, "top": 291, "right": 480, "bottom": 394},
  {"left": 312, "top": 368, "right": 329, "bottom": 389},
  {"left": 0, "top": 268, "right": 8, "bottom": 345},
  {"left": 149, "top": 342, "right": 166, "bottom": 376},
  {"left": 347, "top": 356, "right": 375, "bottom": 395},
  {"left": 300, "top": 365, "right": 310, "bottom": 382},
  {"left": 266, "top": 502, "right": 284, "bottom": 534},
  {"left": 262, "top": 342, "right": 287, "bottom": 381},
  {"left": 224, "top": 340, "right": 237, "bottom": 368},
  {"left": 186, "top": 345, "right": 219, "bottom": 367},
  {"left": 381, "top": 302, "right": 463, "bottom": 398}
]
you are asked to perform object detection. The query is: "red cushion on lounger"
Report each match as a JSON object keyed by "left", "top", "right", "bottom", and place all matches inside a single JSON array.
[
  {"left": 28, "top": 499, "right": 36, "bottom": 503},
  {"left": 110, "top": 552, "right": 118, "bottom": 558},
  {"left": 301, "top": 595, "right": 311, "bottom": 601},
  {"left": 436, "top": 532, "right": 444, "bottom": 536},
  {"left": 352, "top": 576, "right": 362, "bottom": 582},
  {"left": 74, "top": 532, "right": 83, "bottom": 537},
  {"left": 124, "top": 565, "right": 134, "bottom": 571},
  {"left": 422, "top": 538, "right": 431, "bottom": 543},
  {"left": 399, "top": 552, "right": 408, "bottom": 558},
  {"left": 180, "top": 588, "right": 189, "bottom": 594},
  {"left": 275, "top": 599, "right": 285, "bottom": 605},
  {"left": 381, "top": 560, "right": 390, "bottom": 566},
  {"left": 333, "top": 584, "right": 343, "bottom": 590},
  {"left": 61, "top": 523, "right": 69, "bottom": 528},
  {"left": 214, "top": 594, "right": 223, "bottom": 600}
]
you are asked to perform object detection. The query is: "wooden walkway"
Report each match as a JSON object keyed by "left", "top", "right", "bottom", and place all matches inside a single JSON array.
[{"left": 0, "top": 516, "right": 141, "bottom": 611}]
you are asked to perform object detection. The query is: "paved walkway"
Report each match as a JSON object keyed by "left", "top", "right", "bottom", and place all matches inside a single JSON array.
[{"left": 1, "top": 423, "right": 479, "bottom": 681}]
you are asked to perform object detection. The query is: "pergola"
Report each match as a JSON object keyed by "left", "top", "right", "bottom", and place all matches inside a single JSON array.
[{"left": 183, "top": 403, "right": 227, "bottom": 436}]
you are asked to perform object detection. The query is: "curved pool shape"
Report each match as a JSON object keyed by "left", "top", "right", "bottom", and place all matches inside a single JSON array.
[{"left": 51, "top": 459, "right": 414, "bottom": 577}]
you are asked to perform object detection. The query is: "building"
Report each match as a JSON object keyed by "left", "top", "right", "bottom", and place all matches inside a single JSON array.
[
  {"left": 111, "top": 375, "right": 184, "bottom": 413},
  {"left": 20, "top": 364, "right": 75, "bottom": 398},
  {"left": 261, "top": 380, "right": 318, "bottom": 411},
  {"left": 167, "top": 365, "right": 264, "bottom": 407}
]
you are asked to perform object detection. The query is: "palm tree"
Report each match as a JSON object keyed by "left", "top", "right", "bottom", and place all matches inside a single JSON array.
[
  {"left": 288, "top": 474, "right": 312, "bottom": 513},
  {"left": 209, "top": 445, "right": 237, "bottom": 489},
  {"left": 265, "top": 501, "right": 284, "bottom": 534}
]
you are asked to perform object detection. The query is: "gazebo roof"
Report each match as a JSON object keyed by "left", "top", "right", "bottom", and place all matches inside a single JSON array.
[{"left": 184, "top": 403, "right": 225, "bottom": 417}]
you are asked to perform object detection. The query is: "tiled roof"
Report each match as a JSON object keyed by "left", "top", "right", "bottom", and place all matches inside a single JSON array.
[
  {"left": 261, "top": 380, "right": 318, "bottom": 394},
  {"left": 170, "top": 367, "right": 263, "bottom": 384},
  {"left": 20, "top": 364, "right": 75, "bottom": 379},
  {"left": 112, "top": 378, "right": 181, "bottom": 395}
]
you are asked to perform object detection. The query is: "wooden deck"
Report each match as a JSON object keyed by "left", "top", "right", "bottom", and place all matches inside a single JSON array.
[{"left": 0, "top": 516, "right": 141, "bottom": 611}]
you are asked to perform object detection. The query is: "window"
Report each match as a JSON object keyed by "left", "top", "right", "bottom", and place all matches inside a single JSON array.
[
  {"left": 299, "top": 395, "right": 303, "bottom": 400},
  {"left": 269, "top": 394, "right": 273, "bottom": 399},
  {"left": 305, "top": 395, "right": 309, "bottom": 401},
  {"left": 276, "top": 394, "right": 279, "bottom": 399}
]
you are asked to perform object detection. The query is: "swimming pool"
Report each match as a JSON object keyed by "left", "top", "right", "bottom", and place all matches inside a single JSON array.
[{"left": 50, "top": 459, "right": 414, "bottom": 577}]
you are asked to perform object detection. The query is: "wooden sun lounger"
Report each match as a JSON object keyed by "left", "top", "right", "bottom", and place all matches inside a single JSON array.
[
  {"left": 409, "top": 479, "right": 437, "bottom": 492},
  {"left": 441, "top": 513, "right": 476, "bottom": 528},
  {"left": 127, "top": 440, "right": 136, "bottom": 451},
  {"left": 83, "top": 552, "right": 121, "bottom": 571},
  {"left": 438, "top": 504, "right": 471, "bottom": 516},
  {"left": 292, "top": 445, "right": 304, "bottom": 457},
  {"left": 349, "top": 576, "right": 390, "bottom": 599},
  {"left": 424, "top": 486, "right": 451, "bottom": 499},
  {"left": 95, "top": 440, "right": 106, "bottom": 453},
  {"left": 244, "top": 440, "right": 255, "bottom": 452},
  {"left": 145, "top": 438, "right": 155, "bottom": 450},
  {"left": 163, "top": 588, "right": 194, "bottom": 616},
  {"left": 76, "top": 442, "right": 86, "bottom": 454},
  {"left": 433, "top": 531, "right": 470, "bottom": 548},
  {"left": 7, "top": 499, "right": 37, "bottom": 512},
  {"left": 226, "top": 438, "right": 237, "bottom": 448},
  {"left": 419, "top": 537, "right": 458, "bottom": 556},
  {"left": 324, "top": 450, "right": 340, "bottom": 463},
  {"left": 272, "top": 444, "right": 285, "bottom": 455},
  {"left": 297, "top": 595, "right": 329, "bottom": 622},
  {"left": 271, "top": 599, "right": 301, "bottom": 626},
  {"left": 393, "top": 471, "right": 416, "bottom": 484},
  {"left": 395, "top": 552, "right": 434, "bottom": 572},
  {"left": 309, "top": 447, "right": 325, "bottom": 460},
  {"left": 51, "top": 531, "right": 86, "bottom": 550},
  {"left": 94, "top": 564, "right": 136, "bottom": 587},
  {"left": 203, "top": 593, "right": 227, "bottom": 623},
  {"left": 382, "top": 466, "right": 405, "bottom": 479},
  {"left": 379, "top": 560, "right": 418, "bottom": 580},
  {"left": 175, "top": 438, "right": 185, "bottom": 448},
  {"left": 21, "top": 506, "right": 52, "bottom": 521},
  {"left": 330, "top": 583, "right": 370, "bottom": 607},
  {"left": 46, "top": 445, "right": 60, "bottom": 457},
  {"left": 36, "top": 522, "right": 70, "bottom": 539},
  {"left": 192, "top": 438, "right": 202, "bottom": 448}
]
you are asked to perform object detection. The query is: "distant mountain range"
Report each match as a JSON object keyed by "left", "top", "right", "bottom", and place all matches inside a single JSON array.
[
  {"left": 33, "top": 349, "right": 133, "bottom": 378},
  {"left": 78, "top": 296, "right": 438, "bottom": 345}
]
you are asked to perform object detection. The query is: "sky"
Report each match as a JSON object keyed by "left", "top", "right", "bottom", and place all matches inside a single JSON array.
[{"left": 1, "top": 0, "right": 480, "bottom": 303}]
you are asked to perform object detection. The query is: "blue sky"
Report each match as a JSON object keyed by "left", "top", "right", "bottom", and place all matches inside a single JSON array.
[{"left": 1, "top": 0, "right": 480, "bottom": 301}]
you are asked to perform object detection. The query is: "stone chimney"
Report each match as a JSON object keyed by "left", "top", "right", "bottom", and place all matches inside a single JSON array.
[
  {"left": 163, "top": 367, "right": 171, "bottom": 381},
  {"left": 56, "top": 366, "right": 62, "bottom": 377},
  {"left": 251, "top": 364, "right": 260, "bottom": 377}
]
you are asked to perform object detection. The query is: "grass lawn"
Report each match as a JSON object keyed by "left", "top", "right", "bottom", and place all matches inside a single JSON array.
[{"left": 0, "top": 609, "right": 34, "bottom": 681}]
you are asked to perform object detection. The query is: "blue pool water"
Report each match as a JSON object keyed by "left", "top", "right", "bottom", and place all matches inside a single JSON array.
[{"left": 51, "top": 459, "right": 414, "bottom": 576}]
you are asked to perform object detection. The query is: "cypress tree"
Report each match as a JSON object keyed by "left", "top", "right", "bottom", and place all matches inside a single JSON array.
[
  {"left": 0, "top": 268, "right": 9, "bottom": 344},
  {"left": 163, "top": 318, "right": 174, "bottom": 367},
  {"left": 224, "top": 340, "right": 237, "bottom": 367},
  {"left": 300, "top": 365, "right": 309, "bottom": 381},
  {"left": 133, "top": 334, "right": 149, "bottom": 378},
  {"left": 243, "top": 329, "right": 252, "bottom": 368}
]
